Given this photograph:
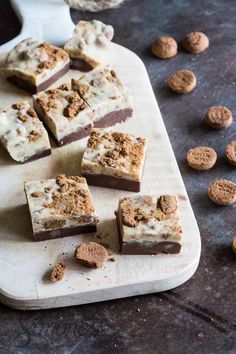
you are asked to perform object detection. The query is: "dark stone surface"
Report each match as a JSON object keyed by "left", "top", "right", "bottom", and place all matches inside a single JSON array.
[{"left": 0, "top": 0, "right": 235, "bottom": 353}]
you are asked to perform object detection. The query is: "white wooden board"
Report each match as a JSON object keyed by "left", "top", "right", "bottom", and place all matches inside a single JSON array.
[{"left": 0, "top": 43, "right": 201, "bottom": 310}]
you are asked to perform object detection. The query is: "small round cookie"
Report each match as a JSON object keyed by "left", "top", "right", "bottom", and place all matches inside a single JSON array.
[
  {"left": 187, "top": 146, "right": 217, "bottom": 171},
  {"left": 225, "top": 140, "right": 236, "bottom": 167},
  {"left": 183, "top": 32, "right": 209, "bottom": 54},
  {"left": 168, "top": 69, "right": 197, "bottom": 94},
  {"left": 75, "top": 241, "right": 108, "bottom": 268},
  {"left": 208, "top": 179, "right": 236, "bottom": 206},
  {"left": 151, "top": 36, "right": 178, "bottom": 59},
  {"left": 232, "top": 236, "right": 236, "bottom": 254},
  {"left": 205, "top": 106, "right": 233, "bottom": 129}
]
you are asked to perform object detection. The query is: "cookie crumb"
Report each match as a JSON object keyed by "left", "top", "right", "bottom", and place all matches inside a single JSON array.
[
  {"left": 183, "top": 32, "right": 209, "bottom": 54},
  {"left": 205, "top": 106, "right": 233, "bottom": 129},
  {"left": 50, "top": 263, "right": 66, "bottom": 282},
  {"left": 225, "top": 141, "right": 236, "bottom": 167},
  {"left": 75, "top": 241, "right": 108, "bottom": 268},
  {"left": 168, "top": 69, "right": 197, "bottom": 94},
  {"left": 187, "top": 146, "right": 217, "bottom": 170},
  {"left": 208, "top": 179, "right": 236, "bottom": 205},
  {"left": 151, "top": 36, "right": 177, "bottom": 59},
  {"left": 109, "top": 257, "right": 116, "bottom": 262}
]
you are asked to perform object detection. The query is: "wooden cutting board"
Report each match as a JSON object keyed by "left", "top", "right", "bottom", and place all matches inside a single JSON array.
[{"left": 0, "top": 43, "right": 201, "bottom": 310}]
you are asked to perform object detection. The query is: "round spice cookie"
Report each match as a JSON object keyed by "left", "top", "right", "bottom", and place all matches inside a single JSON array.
[
  {"left": 168, "top": 69, "right": 197, "bottom": 94},
  {"left": 225, "top": 140, "right": 236, "bottom": 167},
  {"left": 183, "top": 32, "right": 209, "bottom": 54},
  {"left": 205, "top": 106, "right": 233, "bottom": 129},
  {"left": 232, "top": 236, "right": 236, "bottom": 254},
  {"left": 151, "top": 36, "right": 178, "bottom": 59},
  {"left": 187, "top": 146, "right": 217, "bottom": 171},
  {"left": 75, "top": 241, "right": 108, "bottom": 268},
  {"left": 208, "top": 179, "right": 236, "bottom": 206}
]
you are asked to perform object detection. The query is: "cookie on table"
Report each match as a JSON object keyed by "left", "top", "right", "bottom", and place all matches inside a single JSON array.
[
  {"left": 75, "top": 242, "right": 108, "bottom": 268},
  {"left": 24, "top": 175, "right": 98, "bottom": 241},
  {"left": 0, "top": 101, "right": 51, "bottom": 163},
  {"left": 151, "top": 36, "right": 178, "bottom": 59},
  {"left": 205, "top": 106, "right": 233, "bottom": 129},
  {"left": 116, "top": 195, "right": 183, "bottom": 255},
  {"left": 3, "top": 38, "right": 70, "bottom": 93},
  {"left": 183, "top": 32, "right": 209, "bottom": 54},
  {"left": 225, "top": 140, "right": 236, "bottom": 166},
  {"left": 187, "top": 146, "right": 217, "bottom": 171},
  {"left": 168, "top": 69, "right": 197, "bottom": 93},
  {"left": 81, "top": 128, "right": 147, "bottom": 192},
  {"left": 208, "top": 179, "right": 236, "bottom": 206}
]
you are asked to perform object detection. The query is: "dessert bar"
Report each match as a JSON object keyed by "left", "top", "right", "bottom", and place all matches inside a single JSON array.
[
  {"left": 64, "top": 20, "right": 114, "bottom": 71},
  {"left": 25, "top": 175, "right": 98, "bottom": 241},
  {"left": 116, "top": 195, "right": 183, "bottom": 254},
  {"left": 81, "top": 128, "right": 147, "bottom": 192},
  {"left": 0, "top": 101, "right": 51, "bottom": 163},
  {"left": 3, "top": 38, "right": 70, "bottom": 93}
]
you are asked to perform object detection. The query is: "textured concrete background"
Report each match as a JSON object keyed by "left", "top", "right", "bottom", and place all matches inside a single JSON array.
[{"left": 0, "top": 0, "right": 235, "bottom": 353}]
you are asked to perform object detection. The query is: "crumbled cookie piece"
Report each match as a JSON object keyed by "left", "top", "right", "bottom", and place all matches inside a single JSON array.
[
  {"left": 121, "top": 198, "right": 138, "bottom": 227},
  {"left": 109, "top": 257, "right": 116, "bottom": 262},
  {"left": 28, "top": 130, "right": 42, "bottom": 142},
  {"left": 205, "top": 106, "right": 233, "bottom": 129},
  {"left": 38, "top": 43, "right": 69, "bottom": 71},
  {"left": 183, "top": 32, "right": 209, "bottom": 54},
  {"left": 158, "top": 195, "right": 177, "bottom": 214},
  {"left": 50, "top": 263, "right": 67, "bottom": 282},
  {"left": 43, "top": 219, "right": 66, "bottom": 230},
  {"left": 168, "top": 69, "right": 197, "bottom": 93},
  {"left": 11, "top": 103, "right": 25, "bottom": 110},
  {"left": 208, "top": 179, "right": 236, "bottom": 205},
  {"left": 151, "top": 36, "right": 178, "bottom": 59},
  {"left": 232, "top": 236, "right": 236, "bottom": 254},
  {"left": 75, "top": 241, "right": 108, "bottom": 268},
  {"left": 31, "top": 191, "right": 42, "bottom": 198},
  {"left": 225, "top": 141, "right": 236, "bottom": 167},
  {"left": 187, "top": 146, "right": 217, "bottom": 170},
  {"left": 63, "top": 92, "right": 86, "bottom": 119}
]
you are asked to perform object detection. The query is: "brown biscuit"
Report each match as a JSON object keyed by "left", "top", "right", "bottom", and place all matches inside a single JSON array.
[
  {"left": 225, "top": 140, "right": 236, "bottom": 167},
  {"left": 183, "top": 32, "right": 209, "bottom": 54},
  {"left": 168, "top": 69, "right": 197, "bottom": 93},
  {"left": 232, "top": 236, "right": 236, "bottom": 254},
  {"left": 208, "top": 179, "right": 236, "bottom": 206},
  {"left": 187, "top": 146, "right": 217, "bottom": 171},
  {"left": 75, "top": 241, "right": 108, "bottom": 268},
  {"left": 50, "top": 263, "right": 66, "bottom": 282},
  {"left": 205, "top": 106, "right": 233, "bottom": 129},
  {"left": 151, "top": 36, "right": 178, "bottom": 59}
]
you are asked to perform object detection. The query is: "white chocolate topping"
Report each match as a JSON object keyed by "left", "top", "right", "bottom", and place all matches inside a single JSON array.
[
  {"left": 3, "top": 38, "right": 70, "bottom": 85},
  {"left": 0, "top": 102, "right": 50, "bottom": 163},
  {"left": 25, "top": 175, "right": 98, "bottom": 235},
  {"left": 118, "top": 195, "right": 183, "bottom": 243},
  {"left": 81, "top": 128, "right": 147, "bottom": 181},
  {"left": 64, "top": 20, "right": 114, "bottom": 68}
]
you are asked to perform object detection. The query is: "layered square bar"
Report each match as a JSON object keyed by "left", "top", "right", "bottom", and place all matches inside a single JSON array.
[
  {"left": 3, "top": 38, "right": 70, "bottom": 93},
  {"left": 116, "top": 195, "right": 183, "bottom": 254},
  {"left": 64, "top": 20, "right": 114, "bottom": 71},
  {"left": 72, "top": 66, "right": 133, "bottom": 127},
  {"left": 24, "top": 175, "right": 98, "bottom": 241},
  {"left": 81, "top": 128, "right": 147, "bottom": 192},
  {"left": 33, "top": 67, "right": 133, "bottom": 146},
  {"left": 0, "top": 101, "right": 51, "bottom": 163},
  {"left": 33, "top": 83, "right": 94, "bottom": 146}
]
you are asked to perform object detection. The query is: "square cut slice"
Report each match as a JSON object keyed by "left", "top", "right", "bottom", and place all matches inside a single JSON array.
[
  {"left": 71, "top": 66, "right": 133, "bottom": 127},
  {"left": 0, "top": 101, "right": 51, "bottom": 163},
  {"left": 24, "top": 175, "right": 98, "bottom": 241},
  {"left": 33, "top": 83, "right": 94, "bottom": 146},
  {"left": 116, "top": 195, "right": 183, "bottom": 254},
  {"left": 81, "top": 128, "right": 147, "bottom": 192},
  {"left": 64, "top": 20, "right": 114, "bottom": 71},
  {"left": 3, "top": 38, "right": 70, "bottom": 93}
]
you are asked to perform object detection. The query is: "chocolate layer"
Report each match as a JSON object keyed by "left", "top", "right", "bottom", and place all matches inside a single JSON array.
[
  {"left": 7, "top": 62, "right": 70, "bottom": 94},
  {"left": 34, "top": 223, "right": 97, "bottom": 242},
  {"left": 70, "top": 58, "right": 94, "bottom": 72},
  {"left": 116, "top": 215, "right": 181, "bottom": 255},
  {"left": 22, "top": 148, "right": 51, "bottom": 164},
  {"left": 82, "top": 172, "right": 140, "bottom": 192}
]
